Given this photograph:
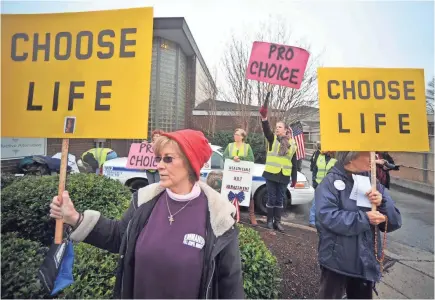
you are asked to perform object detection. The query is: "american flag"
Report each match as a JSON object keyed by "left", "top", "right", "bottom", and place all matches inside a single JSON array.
[{"left": 289, "top": 121, "right": 306, "bottom": 160}]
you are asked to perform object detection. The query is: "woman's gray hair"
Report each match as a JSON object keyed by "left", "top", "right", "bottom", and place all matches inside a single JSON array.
[{"left": 335, "top": 151, "right": 361, "bottom": 165}]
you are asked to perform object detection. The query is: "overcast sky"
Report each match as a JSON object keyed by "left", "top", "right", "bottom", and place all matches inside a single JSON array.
[{"left": 2, "top": 0, "right": 434, "bottom": 88}]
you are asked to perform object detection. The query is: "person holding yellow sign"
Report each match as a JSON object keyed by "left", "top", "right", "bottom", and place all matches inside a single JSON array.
[
  {"left": 315, "top": 151, "right": 402, "bottom": 299},
  {"left": 50, "top": 129, "right": 244, "bottom": 299},
  {"left": 223, "top": 128, "right": 257, "bottom": 225}
]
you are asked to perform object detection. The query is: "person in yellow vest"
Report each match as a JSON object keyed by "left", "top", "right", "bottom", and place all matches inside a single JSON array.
[
  {"left": 81, "top": 148, "right": 118, "bottom": 174},
  {"left": 223, "top": 128, "right": 255, "bottom": 162},
  {"left": 223, "top": 128, "right": 256, "bottom": 225},
  {"left": 259, "top": 92, "right": 298, "bottom": 231},
  {"left": 145, "top": 129, "right": 164, "bottom": 184},
  {"left": 309, "top": 151, "right": 337, "bottom": 227}
]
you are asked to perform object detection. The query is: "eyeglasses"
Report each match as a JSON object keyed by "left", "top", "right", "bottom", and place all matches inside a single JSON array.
[{"left": 155, "top": 156, "right": 177, "bottom": 164}]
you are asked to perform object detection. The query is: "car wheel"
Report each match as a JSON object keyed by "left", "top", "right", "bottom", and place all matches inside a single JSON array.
[
  {"left": 254, "top": 185, "right": 289, "bottom": 215},
  {"left": 129, "top": 179, "right": 148, "bottom": 193}
]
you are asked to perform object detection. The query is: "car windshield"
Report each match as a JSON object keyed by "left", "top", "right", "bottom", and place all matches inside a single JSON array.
[{"left": 215, "top": 148, "right": 223, "bottom": 154}]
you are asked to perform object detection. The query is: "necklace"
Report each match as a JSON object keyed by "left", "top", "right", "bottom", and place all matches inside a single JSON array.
[{"left": 165, "top": 193, "right": 194, "bottom": 225}]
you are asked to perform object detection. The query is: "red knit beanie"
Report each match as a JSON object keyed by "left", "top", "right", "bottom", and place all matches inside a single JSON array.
[{"left": 161, "top": 129, "right": 212, "bottom": 180}]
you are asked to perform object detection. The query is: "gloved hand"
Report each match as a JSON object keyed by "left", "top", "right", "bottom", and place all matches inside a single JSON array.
[
  {"left": 259, "top": 106, "right": 268, "bottom": 118},
  {"left": 290, "top": 180, "right": 296, "bottom": 188}
]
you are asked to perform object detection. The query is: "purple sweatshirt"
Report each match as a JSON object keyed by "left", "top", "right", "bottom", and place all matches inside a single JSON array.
[{"left": 133, "top": 191, "right": 207, "bottom": 299}]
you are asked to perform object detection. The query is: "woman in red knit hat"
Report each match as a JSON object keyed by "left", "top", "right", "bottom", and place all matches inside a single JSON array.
[{"left": 49, "top": 129, "right": 244, "bottom": 299}]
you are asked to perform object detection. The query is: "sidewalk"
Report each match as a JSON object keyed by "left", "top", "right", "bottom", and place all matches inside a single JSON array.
[
  {"left": 376, "top": 240, "right": 434, "bottom": 299},
  {"left": 281, "top": 220, "right": 435, "bottom": 299}
]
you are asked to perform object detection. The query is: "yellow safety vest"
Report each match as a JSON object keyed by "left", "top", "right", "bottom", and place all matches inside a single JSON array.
[
  {"left": 82, "top": 148, "right": 113, "bottom": 167},
  {"left": 264, "top": 136, "right": 297, "bottom": 176},
  {"left": 228, "top": 143, "right": 250, "bottom": 158},
  {"left": 315, "top": 154, "right": 337, "bottom": 183}
]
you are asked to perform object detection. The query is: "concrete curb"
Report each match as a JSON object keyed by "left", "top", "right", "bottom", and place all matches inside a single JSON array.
[
  {"left": 280, "top": 220, "right": 317, "bottom": 233},
  {"left": 390, "top": 179, "right": 434, "bottom": 199},
  {"left": 256, "top": 215, "right": 317, "bottom": 233}
]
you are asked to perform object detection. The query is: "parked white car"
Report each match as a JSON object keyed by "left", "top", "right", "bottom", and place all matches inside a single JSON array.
[{"left": 102, "top": 145, "right": 314, "bottom": 214}]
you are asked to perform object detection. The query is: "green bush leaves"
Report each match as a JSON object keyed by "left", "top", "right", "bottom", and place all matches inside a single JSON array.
[
  {"left": 1, "top": 174, "right": 130, "bottom": 299},
  {"left": 1, "top": 174, "right": 130, "bottom": 246},
  {"left": 239, "top": 225, "right": 281, "bottom": 299}
]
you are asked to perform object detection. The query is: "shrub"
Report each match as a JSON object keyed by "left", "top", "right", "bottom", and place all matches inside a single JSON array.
[
  {"left": 205, "top": 131, "right": 267, "bottom": 164},
  {"left": 1, "top": 173, "right": 21, "bottom": 190},
  {"left": 238, "top": 224, "right": 281, "bottom": 299},
  {"left": 1, "top": 233, "right": 119, "bottom": 299},
  {"left": 1, "top": 173, "right": 131, "bottom": 246},
  {"left": 60, "top": 243, "right": 118, "bottom": 299},
  {"left": 1, "top": 232, "right": 48, "bottom": 299}
]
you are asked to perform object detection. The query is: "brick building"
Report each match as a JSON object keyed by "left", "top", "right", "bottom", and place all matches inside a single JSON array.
[
  {"left": 192, "top": 99, "right": 318, "bottom": 135},
  {"left": 1, "top": 17, "right": 216, "bottom": 173},
  {"left": 192, "top": 99, "right": 266, "bottom": 134}
]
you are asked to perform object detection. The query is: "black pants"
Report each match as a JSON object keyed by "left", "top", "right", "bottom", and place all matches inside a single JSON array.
[
  {"left": 265, "top": 180, "right": 287, "bottom": 208},
  {"left": 318, "top": 267, "right": 373, "bottom": 299},
  {"left": 297, "top": 159, "right": 303, "bottom": 172}
]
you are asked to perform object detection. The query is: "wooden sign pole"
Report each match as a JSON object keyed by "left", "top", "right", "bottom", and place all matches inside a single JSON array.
[
  {"left": 370, "top": 151, "right": 377, "bottom": 212},
  {"left": 54, "top": 138, "right": 70, "bottom": 244}
]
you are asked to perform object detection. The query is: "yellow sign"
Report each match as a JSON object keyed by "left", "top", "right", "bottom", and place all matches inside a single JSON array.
[
  {"left": 318, "top": 68, "right": 429, "bottom": 151},
  {"left": 1, "top": 7, "right": 154, "bottom": 139}
]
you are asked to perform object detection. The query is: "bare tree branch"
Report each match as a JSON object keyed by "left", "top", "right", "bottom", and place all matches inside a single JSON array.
[
  {"left": 219, "top": 16, "right": 323, "bottom": 132},
  {"left": 426, "top": 77, "right": 434, "bottom": 114},
  {"left": 198, "top": 66, "right": 218, "bottom": 136},
  {"left": 221, "top": 35, "right": 254, "bottom": 132}
]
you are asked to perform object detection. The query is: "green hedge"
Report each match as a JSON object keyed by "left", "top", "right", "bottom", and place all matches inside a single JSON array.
[
  {"left": 1, "top": 173, "right": 131, "bottom": 246},
  {"left": 1, "top": 232, "right": 48, "bottom": 299},
  {"left": 1, "top": 174, "right": 130, "bottom": 299},
  {"left": 205, "top": 131, "right": 267, "bottom": 164},
  {"left": 1, "top": 174, "right": 281, "bottom": 299},
  {"left": 239, "top": 224, "right": 281, "bottom": 299},
  {"left": 1, "top": 173, "right": 21, "bottom": 190},
  {"left": 60, "top": 244, "right": 119, "bottom": 299}
]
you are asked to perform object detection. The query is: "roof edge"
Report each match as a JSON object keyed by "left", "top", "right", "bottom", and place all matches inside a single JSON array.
[{"left": 154, "top": 17, "right": 217, "bottom": 91}]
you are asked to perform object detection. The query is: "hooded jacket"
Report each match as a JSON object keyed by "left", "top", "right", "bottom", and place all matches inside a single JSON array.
[
  {"left": 315, "top": 163, "right": 402, "bottom": 282},
  {"left": 69, "top": 181, "right": 244, "bottom": 299}
]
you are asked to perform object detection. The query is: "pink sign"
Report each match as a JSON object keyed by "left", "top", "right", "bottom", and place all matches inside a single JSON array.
[
  {"left": 246, "top": 41, "right": 310, "bottom": 89},
  {"left": 126, "top": 142, "right": 158, "bottom": 169}
]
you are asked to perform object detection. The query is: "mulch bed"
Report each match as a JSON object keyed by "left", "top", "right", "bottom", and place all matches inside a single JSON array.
[
  {"left": 240, "top": 215, "right": 321, "bottom": 299},
  {"left": 240, "top": 213, "right": 397, "bottom": 299}
]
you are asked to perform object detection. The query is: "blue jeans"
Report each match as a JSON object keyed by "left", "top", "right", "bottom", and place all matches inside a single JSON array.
[
  {"left": 309, "top": 198, "right": 316, "bottom": 225},
  {"left": 145, "top": 170, "right": 160, "bottom": 184},
  {"left": 266, "top": 180, "right": 287, "bottom": 208}
]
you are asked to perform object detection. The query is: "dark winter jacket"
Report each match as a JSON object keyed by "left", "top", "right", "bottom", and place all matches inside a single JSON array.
[
  {"left": 69, "top": 181, "right": 244, "bottom": 299},
  {"left": 315, "top": 163, "right": 402, "bottom": 282},
  {"left": 309, "top": 149, "right": 320, "bottom": 172},
  {"left": 376, "top": 152, "right": 396, "bottom": 189}
]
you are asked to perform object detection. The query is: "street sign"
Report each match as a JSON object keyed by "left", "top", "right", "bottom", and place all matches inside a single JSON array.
[
  {"left": 1, "top": 137, "right": 46, "bottom": 159},
  {"left": 318, "top": 67, "right": 429, "bottom": 151},
  {"left": 1, "top": 7, "right": 154, "bottom": 139}
]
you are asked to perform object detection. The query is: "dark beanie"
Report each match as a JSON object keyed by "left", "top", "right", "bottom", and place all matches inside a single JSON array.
[{"left": 161, "top": 129, "right": 212, "bottom": 180}]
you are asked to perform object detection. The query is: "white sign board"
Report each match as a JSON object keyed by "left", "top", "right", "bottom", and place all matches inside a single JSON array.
[
  {"left": 1, "top": 138, "right": 47, "bottom": 160},
  {"left": 220, "top": 159, "right": 254, "bottom": 206}
]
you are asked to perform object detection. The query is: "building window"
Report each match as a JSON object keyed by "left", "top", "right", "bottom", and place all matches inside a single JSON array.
[{"left": 147, "top": 37, "right": 188, "bottom": 136}]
